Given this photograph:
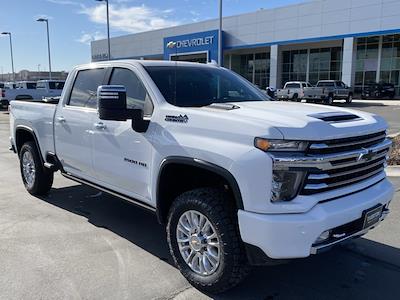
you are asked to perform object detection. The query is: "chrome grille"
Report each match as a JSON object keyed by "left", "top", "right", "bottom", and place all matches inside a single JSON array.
[
  {"left": 301, "top": 132, "right": 390, "bottom": 195},
  {"left": 307, "top": 131, "right": 386, "bottom": 154}
]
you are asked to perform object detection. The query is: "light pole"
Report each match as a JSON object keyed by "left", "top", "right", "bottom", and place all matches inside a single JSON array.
[
  {"left": 96, "top": 0, "right": 111, "bottom": 60},
  {"left": 1, "top": 32, "right": 15, "bottom": 81},
  {"left": 37, "top": 18, "right": 52, "bottom": 80},
  {"left": 218, "top": 0, "right": 223, "bottom": 66}
]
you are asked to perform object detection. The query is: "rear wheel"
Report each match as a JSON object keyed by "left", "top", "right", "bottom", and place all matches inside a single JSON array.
[
  {"left": 20, "top": 142, "right": 53, "bottom": 195},
  {"left": 346, "top": 94, "right": 353, "bottom": 104},
  {"left": 325, "top": 94, "right": 334, "bottom": 105},
  {"left": 292, "top": 94, "right": 298, "bottom": 102},
  {"left": 167, "top": 188, "right": 249, "bottom": 293}
]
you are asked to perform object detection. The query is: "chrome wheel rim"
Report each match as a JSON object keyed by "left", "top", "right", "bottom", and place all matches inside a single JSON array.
[
  {"left": 22, "top": 151, "right": 35, "bottom": 189},
  {"left": 176, "top": 210, "right": 221, "bottom": 276}
]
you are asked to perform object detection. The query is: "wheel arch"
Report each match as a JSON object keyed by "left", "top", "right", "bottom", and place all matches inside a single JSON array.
[
  {"left": 156, "top": 157, "right": 244, "bottom": 224},
  {"left": 15, "top": 126, "right": 44, "bottom": 165}
]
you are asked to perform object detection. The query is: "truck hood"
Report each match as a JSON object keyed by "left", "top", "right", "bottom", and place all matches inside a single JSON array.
[{"left": 226, "top": 101, "right": 387, "bottom": 140}]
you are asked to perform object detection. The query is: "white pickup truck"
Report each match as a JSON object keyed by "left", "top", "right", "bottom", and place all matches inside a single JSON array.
[
  {"left": 9, "top": 60, "right": 394, "bottom": 293},
  {"left": 0, "top": 80, "right": 65, "bottom": 108},
  {"left": 276, "top": 81, "right": 312, "bottom": 101}
]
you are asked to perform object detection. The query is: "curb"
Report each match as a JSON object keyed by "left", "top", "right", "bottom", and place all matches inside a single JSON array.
[
  {"left": 386, "top": 166, "right": 400, "bottom": 177},
  {"left": 388, "top": 132, "right": 400, "bottom": 139}
]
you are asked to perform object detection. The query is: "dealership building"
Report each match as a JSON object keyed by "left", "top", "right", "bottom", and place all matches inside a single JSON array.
[{"left": 91, "top": 0, "right": 400, "bottom": 94}]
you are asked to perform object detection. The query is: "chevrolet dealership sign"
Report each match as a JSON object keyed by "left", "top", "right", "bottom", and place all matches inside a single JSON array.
[
  {"left": 175, "top": 36, "right": 215, "bottom": 48},
  {"left": 164, "top": 30, "right": 221, "bottom": 63}
]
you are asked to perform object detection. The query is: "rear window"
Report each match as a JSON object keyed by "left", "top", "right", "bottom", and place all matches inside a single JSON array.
[
  {"left": 69, "top": 68, "right": 106, "bottom": 108},
  {"left": 285, "top": 83, "right": 300, "bottom": 89},
  {"left": 317, "top": 81, "right": 335, "bottom": 87},
  {"left": 49, "top": 81, "right": 65, "bottom": 90},
  {"left": 26, "top": 83, "right": 37, "bottom": 89}
]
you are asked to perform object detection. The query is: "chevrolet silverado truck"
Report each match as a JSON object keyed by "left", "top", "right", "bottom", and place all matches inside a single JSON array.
[
  {"left": 9, "top": 60, "right": 394, "bottom": 293},
  {"left": 303, "top": 80, "right": 354, "bottom": 104},
  {"left": 276, "top": 81, "right": 312, "bottom": 101}
]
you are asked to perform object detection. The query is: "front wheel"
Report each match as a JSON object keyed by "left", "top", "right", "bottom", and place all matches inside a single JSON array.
[
  {"left": 19, "top": 142, "right": 53, "bottom": 195},
  {"left": 167, "top": 188, "right": 249, "bottom": 293}
]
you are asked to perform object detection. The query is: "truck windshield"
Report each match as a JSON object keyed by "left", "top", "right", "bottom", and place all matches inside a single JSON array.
[{"left": 144, "top": 65, "right": 269, "bottom": 107}]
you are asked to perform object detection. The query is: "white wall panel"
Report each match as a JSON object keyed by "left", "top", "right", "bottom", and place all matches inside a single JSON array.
[{"left": 92, "top": 0, "right": 400, "bottom": 60}]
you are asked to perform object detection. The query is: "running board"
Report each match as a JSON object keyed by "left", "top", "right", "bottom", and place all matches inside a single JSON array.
[{"left": 62, "top": 172, "right": 157, "bottom": 213}]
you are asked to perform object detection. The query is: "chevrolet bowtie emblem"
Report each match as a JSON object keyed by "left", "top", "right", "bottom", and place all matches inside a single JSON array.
[{"left": 357, "top": 148, "right": 376, "bottom": 162}]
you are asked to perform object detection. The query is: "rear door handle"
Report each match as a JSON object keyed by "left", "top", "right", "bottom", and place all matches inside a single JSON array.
[
  {"left": 94, "top": 122, "right": 107, "bottom": 130},
  {"left": 56, "top": 116, "right": 66, "bottom": 123}
]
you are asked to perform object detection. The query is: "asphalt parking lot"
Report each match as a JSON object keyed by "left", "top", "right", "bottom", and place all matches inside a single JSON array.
[{"left": 0, "top": 101, "right": 399, "bottom": 299}]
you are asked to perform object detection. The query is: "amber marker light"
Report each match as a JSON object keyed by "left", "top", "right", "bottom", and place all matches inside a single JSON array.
[{"left": 254, "top": 138, "right": 271, "bottom": 151}]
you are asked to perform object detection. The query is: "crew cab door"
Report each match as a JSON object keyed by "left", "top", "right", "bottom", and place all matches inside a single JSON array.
[
  {"left": 54, "top": 67, "right": 108, "bottom": 180},
  {"left": 92, "top": 66, "right": 154, "bottom": 201}
]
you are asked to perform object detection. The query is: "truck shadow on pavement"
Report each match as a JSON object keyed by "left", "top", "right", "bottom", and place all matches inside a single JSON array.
[{"left": 39, "top": 183, "right": 400, "bottom": 300}]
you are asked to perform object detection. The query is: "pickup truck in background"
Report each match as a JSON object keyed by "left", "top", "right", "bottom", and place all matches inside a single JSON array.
[
  {"left": 0, "top": 80, "right": 65, "bottom": 108},
  {"left": 276, "top": 81, "right": 312, "bottom": 101},
  {"left": 9, "top": 60, "right": 394, "bottom": 293},
  {"left": 303, "top": 80, "right": 354, "bottom": 105}
]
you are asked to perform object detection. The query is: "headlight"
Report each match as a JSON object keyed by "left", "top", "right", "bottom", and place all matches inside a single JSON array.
[
  {"left": 271, "top": 170, "right": 306, "bottom": 202},
  {"left": 254, "top": 138, "right": 308, "bottom": 152}
]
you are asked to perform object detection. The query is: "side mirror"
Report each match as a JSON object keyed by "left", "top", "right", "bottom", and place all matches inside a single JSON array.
[
  {"left": 97, "top": 85, "right": 129, "bottom": 121},
  {"left": 97, "top": 85, "right": 150, "bottom": 133}
]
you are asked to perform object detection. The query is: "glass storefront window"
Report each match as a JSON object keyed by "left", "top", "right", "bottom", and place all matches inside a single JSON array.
[
  {"left": 355, "top": 35, "right": 380, "bottom": 93},
  {"left": 283, "top": 47, "right": 342, "bottom": 86},
  {"left": 229, "top": 52, "right": 270, "bottom": 89},
  {"left": 379, "top": 34, "right": 400, "bottom": 95}
]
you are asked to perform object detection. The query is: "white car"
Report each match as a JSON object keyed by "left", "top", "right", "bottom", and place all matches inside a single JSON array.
[{"left": 9, "top": 60, "right": 394, "bottom": 293}]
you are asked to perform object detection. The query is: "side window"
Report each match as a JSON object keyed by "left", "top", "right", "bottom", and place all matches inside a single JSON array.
[
  {"left": 109, "top": 68, "right": 153, "bottom": 115},
  {"left": 69, "top": 68, "right": 106, "bottom": 108},
  {"left": 37, "top": 82, "right": 46, "bottom": 89}
]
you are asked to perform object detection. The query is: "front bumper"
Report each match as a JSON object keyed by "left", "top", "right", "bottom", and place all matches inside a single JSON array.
[{"left": 238, "top": 178, "right": 394, "bottom": 260}]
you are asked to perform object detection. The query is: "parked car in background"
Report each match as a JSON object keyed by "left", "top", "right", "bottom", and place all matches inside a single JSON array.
[
  {"left": 361, "top": 83, "right": 396, "bottom": 99},
  {"left": 277, "top": 81, "right": 312, "bottom": 101},
  {"left": 9, "top": 60, "right": 394, "bottom": 293},
  {"left": 303, "top": 80, "right": 353, "bottom": 105},
  {"left": 0, "top": 79, "right": 65, "bottom": 108},
  {"left": 15, "top": 81, "right": 37, "bottom": 89}
]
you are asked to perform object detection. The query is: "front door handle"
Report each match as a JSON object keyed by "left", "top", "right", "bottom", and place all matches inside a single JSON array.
[
  {"left": 56, "top": 116, "right": 66, "bottom": 123},
  {"left": 94, "top": 122, "right": 107, "bottom": 130}
]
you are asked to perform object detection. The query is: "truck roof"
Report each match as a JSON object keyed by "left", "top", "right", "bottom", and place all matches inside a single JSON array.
[
  {"left": 37, "top": 80, "right": 65, "bottom": 83},
  {"left": 76, "top": 59, "right": 220, "bottom": 70}
]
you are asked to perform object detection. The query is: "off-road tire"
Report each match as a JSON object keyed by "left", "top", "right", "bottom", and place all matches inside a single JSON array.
[
  {"left": 19, "top": 142, "right": 53, "bottom": 195},
  {"left": 167, "top": 188, "right": 249, "bottom": 294}
]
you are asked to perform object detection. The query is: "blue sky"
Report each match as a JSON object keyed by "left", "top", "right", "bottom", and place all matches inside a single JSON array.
[{"left": 0, "top": 0, "right": 307, "bottom": 73}]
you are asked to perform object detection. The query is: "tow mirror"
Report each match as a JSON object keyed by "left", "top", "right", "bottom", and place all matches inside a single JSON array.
[
  {"left": 97, "top": 85, "right": 150, "bottom": 133},
  {"left": 97, "top": 85, "right": 129, "bottom": 121}
]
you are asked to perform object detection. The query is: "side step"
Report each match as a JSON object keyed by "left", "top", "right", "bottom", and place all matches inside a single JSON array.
[{"left": 44, "top": 152, "right": 63, "bottom": 172}]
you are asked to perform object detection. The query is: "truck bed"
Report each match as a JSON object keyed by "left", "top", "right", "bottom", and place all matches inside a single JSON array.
[{"left": 9, "top": 101, "right": 57, "bottom": 159}]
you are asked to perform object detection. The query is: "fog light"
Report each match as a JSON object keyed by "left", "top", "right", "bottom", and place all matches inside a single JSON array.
[{"left": 315, "top": 230, "right": 331, "bottom": 244}]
